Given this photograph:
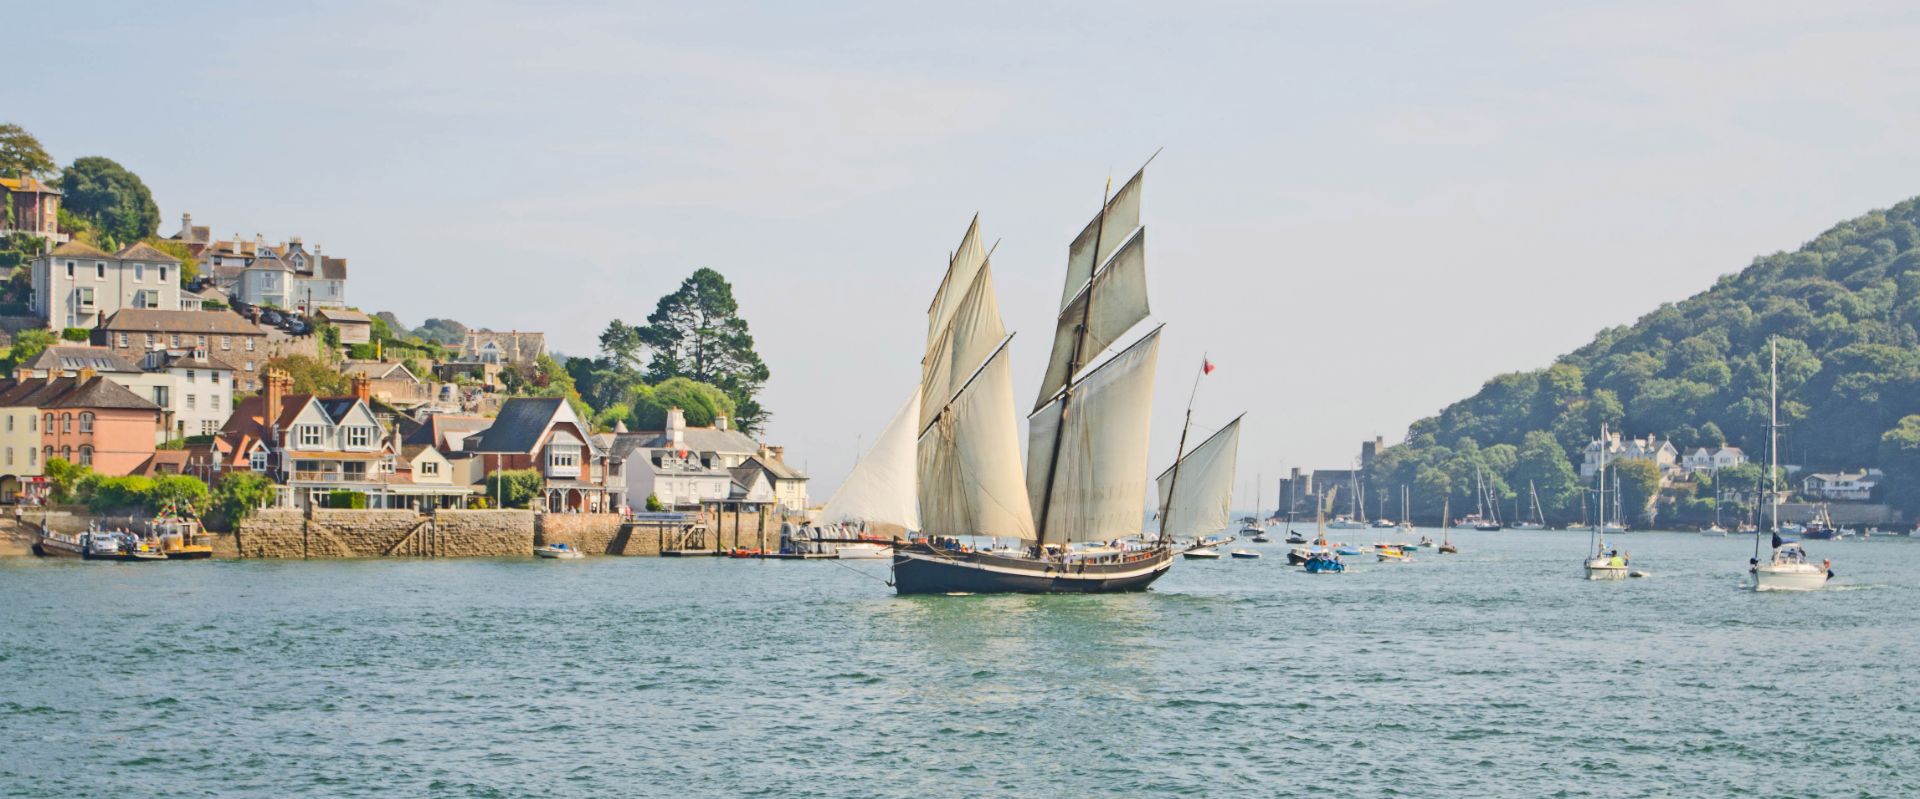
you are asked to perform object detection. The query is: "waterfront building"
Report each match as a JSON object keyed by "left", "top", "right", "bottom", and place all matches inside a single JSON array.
[
  {"left": 29, "top": 241, "right": 190, "bottom": 329},
  {"left": 1801, "top": 470, "right": 1880, "bottom": 502},
  {"left": 466, "top": 396, "right": 614, "bottom": 512},
  {"left": 20, "top": 344, "right": 234, "bottom": 442},
  {"left": 0, "top": 176, "right": 64, "bottom": 248},
  {"left": 1580, "top": 432, "right": 1680, "bottom": 480},
  {"left": 1681, "top": 446, "right": 1747, "bottom": 475},
  {"left": 0, "top": 373, "right": 162, "bottom": 483},
  {"left": 611, "top": 409, "right": 802, "bottom": 513}
]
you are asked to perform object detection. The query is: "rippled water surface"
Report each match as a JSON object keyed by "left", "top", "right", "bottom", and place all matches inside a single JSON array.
[{"left": 4, "top": 530, "right": 1918, "bottom": 798}]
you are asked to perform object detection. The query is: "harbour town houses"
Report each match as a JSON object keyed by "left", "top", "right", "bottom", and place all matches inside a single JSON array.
[
  {"left": 29, "top": 241, "right": 191, "bottom": 329},
  {"left": 466, "top": 397, "right": 613, "bottom": 512},
  {"left": 20, "top": 345, "right": 233, "bottom": 442},
  {"left": 209, "top": 369, "right": 471, "bottom": 509},
  {"left": 1800, "top": 470, "right": 1880, "bottom": 502},
  {"left": 1580, "top": 432, "right": 1681, "bottom": 480},
  {"left": 96, "top": 309, "right": 269, "bottom": 391},
  {"left": 1680, "top": 446, "right": 1747, "bottom": 475},
  {"left": 0, "top": 373, "right": 162, "bottom": 500},
  {"left": 609, "top": 408, "right": 809, "bottom": 514}
]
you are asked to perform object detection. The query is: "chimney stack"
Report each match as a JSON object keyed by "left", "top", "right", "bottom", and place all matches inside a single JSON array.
[
  {"left": 181, "top": 212, "right": 192, "bottom": 235},
  {"left": 714, "top": 415, "right": 729, "bottom": 432},
  {"left": 352, "top": 374, "right": 371, "bottom": 403},
  {"left": 770, "top": 445, "right": 785, "bottom": 463},
  {"left": 264, "top": 368, "right": 290, "bottom": 445},
  {"left": 667, "top": 407, "right": 686, "bottom": 449},
  {"left": 77, "top": 366, "right": 96, "bottom": 384}
]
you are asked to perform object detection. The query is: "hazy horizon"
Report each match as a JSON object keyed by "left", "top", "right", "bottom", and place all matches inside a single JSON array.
[{"left": 14, "top": 1, "right": 1920, "bottom": 502}]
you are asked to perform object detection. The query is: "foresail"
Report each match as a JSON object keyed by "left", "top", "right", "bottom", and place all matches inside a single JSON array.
[
  {"left": 917, "top": 339, "right": 1037, "bottom": 541},
  {"left": 1155, "top": 416, "right": 1242, "bottom": 540},
  {"left": 818, "top": 390, "right": 921, "bottom": 530},
  {"left": 1061, "top": 168, "right": 1143, "bottom": 312},
  {"left": 925, "top": 216, "right": 986, "bottom": 348},
  {"left": 1035, "top": 230, "right": 1150, "bottom": 410},
  {"left": 919, "top": 262, "right": 1007, "bottom": 432},
  {"left": 1026, "top": 327, "right": 1162, "bottom": 544}
]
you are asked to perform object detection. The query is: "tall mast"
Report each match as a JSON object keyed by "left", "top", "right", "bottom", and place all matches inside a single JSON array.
[
  {"left": 1594, "top": 422, "right": 1608, "bottom": 557},
  {"left": 1763, "top": 336, "right": 1778, "bottom": 557},
  {"left": 1157, "top": 360, "right": 1206, "bottom": 544},
  {"left": 1034, "top": 178, "right": 1112, "bottom": 545}
]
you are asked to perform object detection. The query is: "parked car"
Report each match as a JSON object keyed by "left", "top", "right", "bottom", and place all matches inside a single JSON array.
[
  {"left": 262, "top": 310, "right": 283, "bottom": 325},
  {"left": 286, "top": 319, "right": 309, "bottom": 335}
]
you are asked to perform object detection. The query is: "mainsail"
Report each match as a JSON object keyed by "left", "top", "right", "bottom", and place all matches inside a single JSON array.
[
  {"left": 817, "top": 391, "right": 921, "bottom": 529},
  {"left": 1027, "top": 164, "right": 1160, "bottom": 545},
  {"left": 916, "top": 218, "right": 1036, "bottom": 541},
  {"left": 1026, "top": 327, "right": 1162, "bottom": 543},
  {"left": 1155, "top": 416, "right": 1243, "bottom": 540}
]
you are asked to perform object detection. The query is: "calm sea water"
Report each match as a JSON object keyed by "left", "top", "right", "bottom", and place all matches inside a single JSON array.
[{"left": 3, "top": 530, "right": 1917, "bottom": 798}]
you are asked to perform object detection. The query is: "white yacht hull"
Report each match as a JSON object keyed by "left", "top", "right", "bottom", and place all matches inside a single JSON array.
[
  {"left": 1584, "top": 558, "right": 1628, "bottom": 580},
  {"left": 1752, "top": 564, "right": 1828, "bottom": 591},
  {"left": 834, "top": 542, "right": 892, "bottom": 559}
]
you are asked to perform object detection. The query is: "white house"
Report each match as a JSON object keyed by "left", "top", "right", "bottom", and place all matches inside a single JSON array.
[
  {"left": 1581, "top": 432, "right": 1681, "bottom": 480},
  {"left": 1681, "top": 446, "right": 1747, "bottom": 475},
  {"left": 1801, "top": 470, "right": 1879, "bottom": 502},
  {"left": 614, "top": 409, "right": 789, "bottom": 511},
  {"left": 31, "top": 241, "right": 185, "bottom": 330},
  {"left": 20, "top": 345, "right": 233, "bottom": 443}
]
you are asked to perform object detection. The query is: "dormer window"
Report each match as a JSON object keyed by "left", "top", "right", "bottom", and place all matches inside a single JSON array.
[
  {"left": 299, "top": 425, "right": 323, "bottom": 447},
  {"left": 250, "top": 448, "right": 268, "bottom": 471},
  {"left": 346, "top": 426, "right": 372, "bottom": 448}
]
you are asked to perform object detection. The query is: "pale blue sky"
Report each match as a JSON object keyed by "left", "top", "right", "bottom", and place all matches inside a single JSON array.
[{"left": 13, "top": 1, "right": 1920, "bottom": 502}]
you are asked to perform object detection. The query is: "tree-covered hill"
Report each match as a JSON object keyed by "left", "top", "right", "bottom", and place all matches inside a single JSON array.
[{"left": 1371, "top": 195, "right": 1920, "bottom": 525}]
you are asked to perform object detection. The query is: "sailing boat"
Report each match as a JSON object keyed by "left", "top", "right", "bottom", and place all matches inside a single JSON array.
[
  {"left": 1167, "top": 415, "right": 1244, "bottom": 561},
  {"left": 1751, "top": 337, "right": 1832, "bottom": 591},
  {"left": 891, "top": 166, "right": 1193, "bottom": 594},
  {"left": 1701, "top": 477, "right": 1728, "bottom": 536},
  {"left": 1396, "top": 485, "right": 1415, "bottom": 533},
  {"left": 811, "top": 391, "right": 922, "bottom": 558},
  {"left": 1584, "top": 423, "right": 1629, "bottom": 580},
  {"left": 1459, "top": 465, "right": 1503, "bottom": 530},
  {"left": 1511, "top": 481, "right": 1547, "bottom": 530},
  {"left": 1602, "top": 472, "right": 1627, "bottom": 533},
  {"left": 1437, "top": 497, "right": 1458, "bottom": 553},
  {"left": 1328, "top": 470, "right": 1368, "bottom": 529},
  {"left": 1243, "top": 474, "right": 1269, "bottom": 541}
]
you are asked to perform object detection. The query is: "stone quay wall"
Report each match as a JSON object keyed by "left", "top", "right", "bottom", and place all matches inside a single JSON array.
[
  {"left": 534, "top": 514, "right": 628, "bottom": 554},
  {"left": 237, "top": 509, "right": 534, "bottom": 559}
]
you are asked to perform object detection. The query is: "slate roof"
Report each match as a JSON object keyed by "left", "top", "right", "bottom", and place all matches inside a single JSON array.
[
  {"left": 747, "top": 454, "right": 806, "bottom": 481},
  {"left": 632, "top": 426, "right": 761, "bottom": 455},
  {"left": 319, "top": 257, "right": 347, "bottom": 280},
  {"left": 114, "top": 242, "right": 181, "bottom": 263},
  {"left": 467, "top": 397, "right": 568, "bottom": 454},
  {"left": 47, "top": 240, "right": 113, "bottom": 259},
  {"left": 25, "top": 346, "right": 142, "bottom": 374},
  {"left": 343, "top": 361, "right": 414, "bottom": 381},
  {"left": 404, "top": 414, "right": 492, "bottom": 450},
  {"left": 317, "top": 308, "right": 370, "bottom": 324},
  {"left": 101, "top": 309, "right": 262, "bottom": 335},
  {"left": 0, "top": 376, "right": 160, "bottom": 411}
]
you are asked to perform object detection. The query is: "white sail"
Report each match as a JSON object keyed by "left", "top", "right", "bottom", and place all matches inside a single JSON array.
[
  {"left": 1026, "top": 327, "right": 1162, "bottom": 544},
  {"left": 925, "top": 216, "right": 986, "bottom": 347},
  {"left": 919, "top": 262, "right": 1007, "bottom": 431},
  {"left": 1034, "top": 230, "right": 1150, "bottom": 410},
  {"left": 1061, "top": 168, "right": 1143, "bottom": 311},
  {"left": 1155, "top": 416, "right": 1243, "bottom": 540},
  {"left": 817, "top": 391, "right": 921, "bottom": 529},
  {"left": 917, "top": 338, "right": 1037, "bottom": 541}
]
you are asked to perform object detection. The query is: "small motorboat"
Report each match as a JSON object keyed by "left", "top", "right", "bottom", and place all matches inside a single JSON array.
[
  {"left": 1700, "top": 525, "right": 1728, "bottom": 537},
  {"left": 834, "top": 542, "right": 892, "bottom": 559},
  {"left": 1326, "top": 515, "right": 1368, "bottom": 530},
  {"left": 1229, "top": 549, "right": 1261, "bottom": 559},
  {"left": 1183, "top": 547, "right": 1223, "bottom": 560},
  {"left": 1303, "top": 552, "right": 1346, "bottom": 574},
  {"left": 726, "top": 548, "right": 764, "bottom": 559},
  {"left": 1375, "top": 544, "right": 1412, "bottom": 562},
  {"left": 1250, "top": 534, "right": 1270, "bottom": 543},
  {"left": 1287, "top": 547, "right": 1317, "bottom": 565},
  {"left": 1284, "top": 532, "right": 1308, "bottom": 544},
  {"left": 1370, "top": 519, "right": 1396, "bottom": 529},
  {"left": 535, "top": 543, "right": 585, "bottom": 560},
  {"left": 1335, "top": 545, "right": 1364, "bottom": 556},
  {"left": 1438, "top": 542, "right": 1458, "bottom": 554}
]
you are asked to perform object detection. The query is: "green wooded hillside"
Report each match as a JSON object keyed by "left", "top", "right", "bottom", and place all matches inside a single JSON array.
[{"left": 1370, "top": 196, "right": 1920, "bottom": 525}]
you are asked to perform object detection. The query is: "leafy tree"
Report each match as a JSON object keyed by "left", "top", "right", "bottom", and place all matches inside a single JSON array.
[
  {"left": 1880, "top": 415, "right": 1920, "bottom": 514},
  {"left": 151, "top": 475, "right": 210, "bottom": 513},
  {"left": 266, "top": 355, "right": 349, "bottom": 396},
  {"left": 56, "top": 156, "right": 160, "bottom": 246},
  {"left": 44, "top": 458, "right": 91, "bottom": 504},
  {"left": 211, "top": 472, "right": 276, "bottom": 525},
  {"left": 2, "top": 327, "right": 53, "bottom": 372},
  {"left": 621, "top": 269, "right": 770, "bottom": 432},
  {"left": 484, "top": 469, "right": 543, "bottom": 509},
  {"left": 414, "top": 317, "right": 468, "bottom": 346},
  {"left": 82, "top": 475, "right": 156, "bottom": 513},
  {"left": 0, "top": 123, "right": 56, "bottom": 179},
  {"left": 628, "top": 376, "right": 737, "bottom": 430},
  {"left": 1612, "top": 459, "right": 1663, "bottom": 526},
  {"left": 1511, "top": 431, "right": 1581, "bottom": 523}
]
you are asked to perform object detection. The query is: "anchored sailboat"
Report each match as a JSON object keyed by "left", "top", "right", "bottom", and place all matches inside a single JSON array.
[
  {"left": 1584, "top": 423, "right": 1629, "bottom": 579},
  {"left": 1751, "top": 337, "right": 1832, "bottom": 591},
  {"left": 892, "top": 165, "right": 1192, "bottom": 594},
  {"left": 1511, "top": 481, "right": 1547, "bottom": 530}
]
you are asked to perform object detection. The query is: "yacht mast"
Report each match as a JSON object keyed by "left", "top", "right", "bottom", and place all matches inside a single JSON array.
[{"left": 1033, "top": 179, "right": 1111, "bottom": 541}]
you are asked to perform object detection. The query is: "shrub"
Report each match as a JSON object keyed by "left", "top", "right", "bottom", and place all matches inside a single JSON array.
[
  {"left": 43, "top": 457, "right": 90, "bottom": 504},
  {"left": 645, "top": 493, "right": 664, "bottom": 512},
  {"left": 483, "top": 469, "right": 543, "bottom": 509},
  {"left": 83, "top": 475, "right": 156, "bottom": 513},
  {"left": 211, "top": 472, "right": 276, "bottom": 525},
  {"left": 150, "top": 475, "right": 210, "bottom": 514},
  {"left": 60, "top": 327, "right": 90, "bottom": 342},
  {"left": 326, "top": 489, "right": 368, "bottom": 509}
]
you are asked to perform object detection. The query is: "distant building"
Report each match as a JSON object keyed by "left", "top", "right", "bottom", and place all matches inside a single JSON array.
[
  {"left": 1581, "top": 432, "right": 1680, "bottom": 480},
  {"left": 1801, "top": 470, "right": 1879, "bottom": 502},
  {"left": 1681, "top": 446, "right": 1746, "bottom": 475},
  {"left": 30, "top": 241, "right": 188, "bottom": 329},
  {"left": 96, "top": 309, "right": 271, "bottom": 391},
  {"left": 314, "top": 308, "right": 373, "bottom": 345},
  {"left": 612, "top": 410, "right": 805, "bottom": 513},
  {"left": 0, "top": 176, "right": 64, "bottom": 248},
  {"left": 200, "top": 233, "right": 348, "bottom": 311},
  {"left": 167, "top": 212, "right": 211, "bottom": 258},
  {"left": 457, "top": 329, "right": 545, "bottom": 372},
  {"left": 21, "top": 344, "right": 234, "bottom": 442}
]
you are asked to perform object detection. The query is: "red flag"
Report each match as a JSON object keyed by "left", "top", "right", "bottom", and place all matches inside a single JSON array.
[{"left": 1203, "top": 357, "right": 1215, "bottom": 375}]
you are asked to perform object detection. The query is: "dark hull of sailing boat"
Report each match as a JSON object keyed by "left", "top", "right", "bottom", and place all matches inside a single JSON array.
[{"left": 891, "top": 543, "right": 1174, "bottom": 595}]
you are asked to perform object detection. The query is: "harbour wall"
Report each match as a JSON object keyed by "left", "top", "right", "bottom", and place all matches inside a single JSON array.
[
  {"left": 534, "top": 511, "right": 775, "bottom": 555},
  {"left": 236, "top": 509, "right": 535, "bottom": 558}
]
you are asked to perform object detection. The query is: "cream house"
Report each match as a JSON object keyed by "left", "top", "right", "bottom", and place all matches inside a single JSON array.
[{"left": 31, "top": 242, "right": 185, "bottom": 330}]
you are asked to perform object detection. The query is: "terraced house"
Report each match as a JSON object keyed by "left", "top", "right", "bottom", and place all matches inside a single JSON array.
[
  {"left": 30, "top": 241, "right": 191, "bottom": 329},
  {"left": 0, "top": 373, "right": 162, "bottom": 493}
]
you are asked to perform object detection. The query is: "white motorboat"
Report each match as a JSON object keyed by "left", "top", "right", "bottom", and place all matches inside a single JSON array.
[
  {"left": 1183, "top": 547, "right": 1223, "bottom": 560},
  {"left": 1326, "top": 515, "right": 1367, "bottom": 530},
  {"left": 1700, "top": 525, "right": 1728, "bottom": 537},
  {"left": 535, "top": 543, "right": 585, "bottom": 559},
  {"left": 1752, "top": 542, "right": 1830, "bottom": 591},
  {"left": 1229, "top": 549, "right": 1260, "bottom": 559},
  {"left": 834, "top": 542, "right": 892, "bottom": 559}
]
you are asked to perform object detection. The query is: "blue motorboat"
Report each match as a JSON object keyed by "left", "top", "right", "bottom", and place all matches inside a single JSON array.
[{"left": 1303, "top": 552, "right": 1346, "bottom": 574}]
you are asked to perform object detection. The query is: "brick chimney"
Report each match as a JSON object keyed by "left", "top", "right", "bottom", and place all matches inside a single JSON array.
[
  {"left": 264, "top": 368, "right": 290, "bottom": 445},
  {"left": 77, "top": 367, "right": 95, "bottom": 385},
  {"left": 769, "top": 445, "right": 785, "bottom": 463},
  {"left": 352, "top": 374, "right": 371, "bottom": 403}
]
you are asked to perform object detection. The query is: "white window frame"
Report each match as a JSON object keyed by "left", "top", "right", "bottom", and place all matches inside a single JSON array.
[
  {"left": 299, "top": 425, "right": 323, "bottom": 447},
  {"left": 346, "top": 426, "right": 372, "bottom": 448}
]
